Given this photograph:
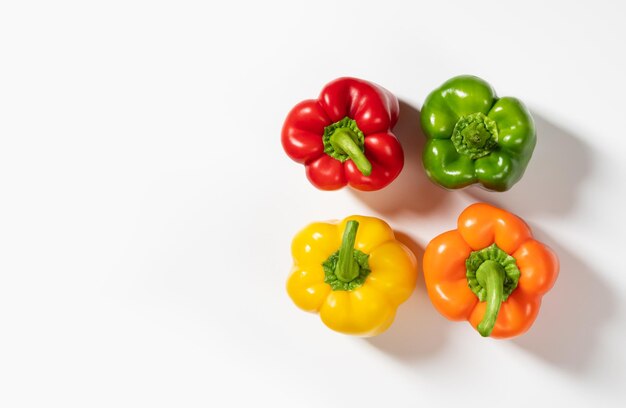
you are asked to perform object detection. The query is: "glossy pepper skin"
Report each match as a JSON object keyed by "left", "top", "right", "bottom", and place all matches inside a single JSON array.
[
  {"left": 282, "top": 77, "right": 404, "bottom": 191},
  {"left": 287, "top": 215, "right": 417, "bottom": 336},
  {"left": 423, "top": 203, "right": 559, "bottom": 339},
  {"left": 421, "top": 75, "right": 536, "bottom": 191}
]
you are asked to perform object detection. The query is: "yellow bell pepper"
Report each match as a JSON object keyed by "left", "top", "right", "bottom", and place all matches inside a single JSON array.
[{"left": 287, "top": 215, "right": 418, "bottom": 336}]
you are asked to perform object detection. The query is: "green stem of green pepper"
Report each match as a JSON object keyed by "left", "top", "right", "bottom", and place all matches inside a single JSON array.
[
  {"left": 334, "top": 220, "right": 360, "bottom": 282},
  {"left": 451, "top": 112, "right": 499, "bottom": 159},
  {"left": 475, "top": 260, "right": 505, "bottom": 337}
]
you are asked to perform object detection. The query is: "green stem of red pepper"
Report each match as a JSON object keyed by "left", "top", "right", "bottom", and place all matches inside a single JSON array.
[
  {"left": 329, "top": 129, "right": 372, "bottom": 176},
  {"left": 323, "top": 117, "right": 372, "bottom": 176}
]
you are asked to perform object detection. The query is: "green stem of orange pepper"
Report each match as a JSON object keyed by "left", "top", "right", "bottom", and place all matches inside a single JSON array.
[{"left": 475, "top": 260, "right": 505, "bottom": 337}]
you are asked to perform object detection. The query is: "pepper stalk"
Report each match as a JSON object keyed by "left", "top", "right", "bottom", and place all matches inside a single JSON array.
[
  {"left": 322, "top": 220, "right": 371, "bottom": 291},
  {"left": 466, "top": 243, "right": 520, "bottom": 337},
  {"left": 323, "top": 117, "right": 372, "bottom": 176}
]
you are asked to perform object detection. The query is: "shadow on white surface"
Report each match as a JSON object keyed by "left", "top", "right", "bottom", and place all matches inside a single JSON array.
[
  {"left": 351, "top": 101, "right": 448, "bottom": 215},
  {"left": 466, "top": 112, "right": 591, "bottom": 214},
  {"left": 364, "top": 231, "right": 449, "bottom": 360},
  {"left": 513, "top": 226, "right": 615, "bottom": 373}
]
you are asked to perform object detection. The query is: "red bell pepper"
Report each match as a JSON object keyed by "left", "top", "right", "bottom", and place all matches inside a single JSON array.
[{"left": 281, "top": 77, "right": 404, "bottom": 191}]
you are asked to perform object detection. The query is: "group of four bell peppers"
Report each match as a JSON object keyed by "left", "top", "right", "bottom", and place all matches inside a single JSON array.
[{"left": 281, "top": 76, "right": 559, "bottom": 339}]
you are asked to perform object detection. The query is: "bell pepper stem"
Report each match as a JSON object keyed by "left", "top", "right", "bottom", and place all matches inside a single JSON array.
[
  {"left": 335, "top": 220, "right": 360, "bottom": 283},
  {"left": 452, "top": 112, "right": 499, "bottom": 160},
  {"left": 475, "top": 260, "right": 505, "bottom": 337},
  {"left": 329, "top": 129, "right": 372, "bottom": 176}
]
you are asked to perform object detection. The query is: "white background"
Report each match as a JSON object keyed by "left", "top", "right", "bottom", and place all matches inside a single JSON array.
[{"left": 1, "top": 0, "right": 625, "bottom": 406}]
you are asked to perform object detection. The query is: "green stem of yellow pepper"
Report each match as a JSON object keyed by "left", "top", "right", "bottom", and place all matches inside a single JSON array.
[{"left": 335, "top": 220, "right": 361, "bottom": 282}]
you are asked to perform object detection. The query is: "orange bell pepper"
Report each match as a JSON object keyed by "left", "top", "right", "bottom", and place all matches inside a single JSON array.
[{"left": 423, "top": 203, "right": 559, "bottom": 338}]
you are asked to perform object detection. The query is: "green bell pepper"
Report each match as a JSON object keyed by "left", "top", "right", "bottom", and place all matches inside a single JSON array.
[{"left": 420, "top": 75, "right": 536, "bottom": 192}]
